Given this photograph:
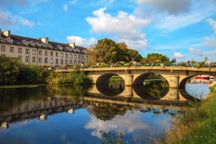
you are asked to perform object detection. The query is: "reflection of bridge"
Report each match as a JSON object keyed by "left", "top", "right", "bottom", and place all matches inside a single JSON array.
[
  {"left": 58, "top": 67, "right": 216, "bottom": 88},
  {"left": 0, "top": 91, "right": 190, "bottom": 128},
  {"left": 88, "top": 84, "right": 188, "bottom": 101}
]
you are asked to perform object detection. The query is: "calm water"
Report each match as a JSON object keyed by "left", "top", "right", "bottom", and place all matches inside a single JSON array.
[{"left": 0, "top": 83, "right": 209, "bottom": 144}]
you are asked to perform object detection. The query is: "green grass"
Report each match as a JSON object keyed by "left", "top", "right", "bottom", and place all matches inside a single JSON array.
[{"left": 162, "top": 85, "right": 216, "bottom": 144}]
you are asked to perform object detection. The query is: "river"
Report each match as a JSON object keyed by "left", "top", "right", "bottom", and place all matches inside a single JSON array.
[{"left": 0, "top": 82, "right": 209, "bottom": 144}]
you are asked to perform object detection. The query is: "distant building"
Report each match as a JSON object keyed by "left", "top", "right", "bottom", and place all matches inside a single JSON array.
[{"left": 0, "top": 29, "right": 89, "bottom": 67}]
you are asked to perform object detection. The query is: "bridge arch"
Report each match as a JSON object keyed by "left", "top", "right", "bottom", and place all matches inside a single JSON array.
[
  {"left": 96, "top": 73, "right": 125, "bottom": 96},
  {"left": 132, "top": 72, "right": 169, "bottom": 99}
]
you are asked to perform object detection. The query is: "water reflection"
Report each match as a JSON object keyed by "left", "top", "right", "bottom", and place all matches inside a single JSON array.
[{"left": 0, "top": 82, "right": 206, "bottom": 144}]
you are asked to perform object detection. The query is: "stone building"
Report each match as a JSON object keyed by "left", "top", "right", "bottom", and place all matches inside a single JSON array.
[{"left": 0, "top": 29, "right": 89, "bottom": 67}]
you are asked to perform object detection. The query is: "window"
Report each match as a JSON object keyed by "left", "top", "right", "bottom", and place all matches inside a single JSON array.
[
  {"left": 39, "top": 50, "right": 42, "bottom": 55},
  {"left": 65, "top": 53, "right": 68, "bottom": 58},
  {"left": 45, "top": 58, "right": 48, "bottom": 63},
  {"left": 70, "top": 60, "right": 73, "bottom": 64},
  {"left": 25, "top": 56, "right": 30, "bottom": 63},
  {"left": 65, "top": 59, "right": 68, "bottom": 64},
  {"left": 25, "top": 49, "right": 30, "bottom": 54},
  {"left": 10, "top": 47, "right": 14, "bottom": 52},
  {"left": 61, "top": 59, "right": 63, "bottom": 64},
  {"left": 38, "top": 57, "right": 42, "bottom": 63},
  {"left": 18, "top": 48, "right": 22, "bottom": 53},
  {"left": 32, "top": 57, "right": 36, "bottom": 63},
  {"left": 50, "top": 51, "right": 53, "bottom": 56},
  {"left": 75, "top": 55, "right": 77, "bottom": 59},
  {"left": 32, "top": 49, "right": 36, "bottom": 55},
  {"left": 78, "top": 55, "right": 80, "bottom": 59},
  {"left": 1, "top": 46, "right": 5, "bottom": 52},
  {"left": 70, "top": 54, "right": 73, "bottom": 58},
  {"left": 61, "top": 53, "right": 64, "bottom": 57},
  {"left": 45, "top": 51, "right": 48, "bottom": 56},
  {"left": 56, "top": 59, "right": 58, "bottom": 64},
  {"left": 50, "top": 58, "right": 53, "bottom": 64},
  {"left": 56, "top": 52, "right": 58, "bottom": 57}
]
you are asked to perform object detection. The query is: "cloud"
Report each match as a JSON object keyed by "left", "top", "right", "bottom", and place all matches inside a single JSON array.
[
  {"left": 204, "top": 36, "right": 216, "bottom": 48},
  {"left": 174, "top": 52, "right": 185, "bottom": 58},
  {"left": 0, "top": 11, "right": 16, "bottom": 25},
  {"left": 0, "top": 0, "right": 27, "bottom": 7},
  {"left": 85, "top": 111, "right": 149, "bottom": 139},
  {"left": 137, "top": 0, "right": 191, "bottom": 15},
  {"left": 207, "top": 18, "right": 216, "bottom": 34},
  {"left": 189, "top": 47, "right": 203, "bottom": 56},
  {"left": 86, "top": 7, "right": 150, "bottom": 49},
  {"left": 63, "top": 4, "right": 68, "bottom": 12},
  {"left": 67, "top": 36, "right": 97, "bottom": 47},
  {"left": 19, "top": 18, "right": 34, "bottom": 26},
  {"left": 136, "top": 0, "right": 216, "bottom": 32}
]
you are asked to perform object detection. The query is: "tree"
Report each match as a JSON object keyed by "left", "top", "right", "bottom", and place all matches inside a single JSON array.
[
  {"left": 146, "top": 53, "right": 170, "bottom": 65},
  {"left": 0, "top": 56, "right": 23, "bottom": 85},
  {"left": 91, "top": 38, "right": 143, "bottom": 64}
]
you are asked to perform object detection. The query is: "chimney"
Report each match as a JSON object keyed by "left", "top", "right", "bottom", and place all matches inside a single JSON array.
[
  {"left": 2, "top": 30, "right": 10, "bottom": 37},
  {"left": 69, "top": 42, "right": 75, "bottom": 48},
  {"left": 40, "top": 37, "right": 48, "bottom": 44}
]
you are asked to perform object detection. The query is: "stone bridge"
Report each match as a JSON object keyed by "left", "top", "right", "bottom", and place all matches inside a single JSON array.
[{"left": 81, "top": 66, "right": 216, "bottom": 88}]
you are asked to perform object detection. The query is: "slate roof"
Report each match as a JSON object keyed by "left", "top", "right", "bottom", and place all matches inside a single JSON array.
[{"left": 0, "top": 33, "right": 87, "bottom": 54}]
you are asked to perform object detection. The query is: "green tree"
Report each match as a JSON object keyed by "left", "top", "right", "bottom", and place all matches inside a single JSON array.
[
  {"left": 92, "top": 38, "right": 143, "bottom": 64},
  {"left": 0, "top": 56, "right": 23, "bottom": 85},
  {"left": 146, "top": 53, "right": 170, "bottom": 65}
]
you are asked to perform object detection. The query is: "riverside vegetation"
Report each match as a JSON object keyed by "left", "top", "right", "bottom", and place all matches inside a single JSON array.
[
  {"left": 161, "top": 85, "right": 216, "bottom": 144},
  {"left": 0, "top": 56, "right": 92, "bottom": 87}
]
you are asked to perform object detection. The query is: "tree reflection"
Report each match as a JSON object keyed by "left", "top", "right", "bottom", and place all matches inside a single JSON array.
[
  {"left": 89, "top": 103, "right": 129, "bottom": 121},
  {"left": 100, "top": 131, "right": 127, "bottom": 144}
]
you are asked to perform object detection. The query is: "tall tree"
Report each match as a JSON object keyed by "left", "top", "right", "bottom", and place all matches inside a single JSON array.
[
  {"left": 146, "top": 53, "right": 170, "bottom": 64},
  {"left": 92, "top": 38, "right": 143, "bottom": 64}
]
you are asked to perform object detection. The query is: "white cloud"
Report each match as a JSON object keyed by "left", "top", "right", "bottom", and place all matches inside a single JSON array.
[
  {"left": 189, "top": 47, "right": 203, "bottom": 56},
  {"left": 204, "top": 36, "right": 216, "bottom": 48},
  {"left": 174, "top": 52, "right": 185, "bottom": 58},
  {"left": 136, "top": 0, "right": 216, "bottom": 32},
  {"left": 19, "top": 18, "right": 34, "bottom": 26},
  {"left": 63, "top": 4, "right": 68, "bottom": 12},
  {"left": 85, "top": 111, "right": 149, "bottom": 139},
  {"left": 207, "top": 18, "right": 216, "bottom": 34},
  {"left": 86, "top": 7, "right": 150, "bottom": 50},
  {"left": 0, "top": 11, "right": 16, "bottom": 25},
  {"left": 67, "top": 36, "right": 97, "bottom": 47},
  {"left": 137, "top": 0, "right": 191, "bottom": 15}
]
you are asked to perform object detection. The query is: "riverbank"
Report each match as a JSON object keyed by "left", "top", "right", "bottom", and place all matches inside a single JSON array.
[
  {"left": 0, "top": 84, "right": 44, "bottom": 88},
  {"left": 161, "top": 85, "right": 216, "bottom": 144}
]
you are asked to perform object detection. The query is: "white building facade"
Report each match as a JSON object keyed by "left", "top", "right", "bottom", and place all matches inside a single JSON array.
[{"left": 0, "top": 29, "right": 89, "bottom": 67}]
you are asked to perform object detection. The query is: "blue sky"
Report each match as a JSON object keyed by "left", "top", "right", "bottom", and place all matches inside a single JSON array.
[{"left": 1, "top": 0, "right": 216, "bottom": 62}]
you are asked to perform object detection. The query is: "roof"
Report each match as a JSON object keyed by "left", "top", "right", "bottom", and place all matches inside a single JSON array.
[{"left": 0, "top": 32, "right": 87, "bottom": 54}]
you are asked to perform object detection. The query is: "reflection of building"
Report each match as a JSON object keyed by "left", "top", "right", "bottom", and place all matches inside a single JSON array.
[{"left": 0, "top": 29, "right": 89, "bottom": 66}]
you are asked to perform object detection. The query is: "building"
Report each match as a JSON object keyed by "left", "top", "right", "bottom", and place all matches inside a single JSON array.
[{"left": 0, "top": 29, "right": 89, "bottom": 67}]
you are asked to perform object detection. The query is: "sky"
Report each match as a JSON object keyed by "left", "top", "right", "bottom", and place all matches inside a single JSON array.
[{"left": 1, "top": 0, "right": 216, "bottom": 62}]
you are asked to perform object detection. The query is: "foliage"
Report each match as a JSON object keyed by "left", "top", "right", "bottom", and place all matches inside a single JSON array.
[
  {"left": 0, "top": 56, "right": 50, "bottom": 85},
  {"left": 163, "top": 86, "right": 216, "bottom": 144},
  {"left": 145, "top": 53, "right": 170, "bottom": 65},
  {"left": 91, "top": 38, "right": 142, "bottom": 64},
  {"left": 0, "top": 56, "right": 23, "bottom": 85},
  {"left": 47, "top": 71, "right": 92, "bottom": 86},
  {"left": 17, "top": 65, "right": 48, "bottom": 84}
]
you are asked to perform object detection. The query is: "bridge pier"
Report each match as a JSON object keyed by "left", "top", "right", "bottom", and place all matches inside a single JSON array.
[
  {"left": 163, "top": 75, "right": 180, "bottom": 88},
  {"left": 121, "top": 74, "right": 133, "bottom": 86}
]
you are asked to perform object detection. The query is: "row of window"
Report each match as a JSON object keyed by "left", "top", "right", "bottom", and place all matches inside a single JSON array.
[
  {"left": 24, "top": 56, "right": 83, "bottom": 65},
  {"left": 1, "top": 45, "right": 86, "bottom": 60}
]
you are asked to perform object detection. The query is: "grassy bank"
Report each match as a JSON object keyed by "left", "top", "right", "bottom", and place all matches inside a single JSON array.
[{"left": 161, "top": 85, "right": 216, "bottom": 144}]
